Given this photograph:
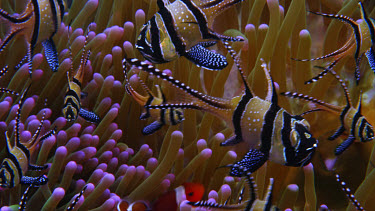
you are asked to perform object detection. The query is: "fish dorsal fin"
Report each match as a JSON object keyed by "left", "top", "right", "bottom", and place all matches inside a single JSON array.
[
  {"left": 76, "top": 23, "right": 93, "bottom": 82},
  {"left": 359, "top": 1, "right": 375, "bottom": 45},
  {"left": 315, "top": 65, "right": 352, "bottom": 107},
  {"left": 260, "top": 59, "right": 277, "bottom": 104},
  {"left": 223, "top": 41, "right": 253, "bottom": 98},
  {"left": 356, "top": 91, "right": 362, "bottom": 113},
  {"left": 15, "top": 84, "right": 31, "bottom": 147}
]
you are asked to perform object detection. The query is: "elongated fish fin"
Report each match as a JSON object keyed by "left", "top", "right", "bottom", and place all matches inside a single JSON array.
[
  {"left": 66, "top": 185, "right": 88, "bottom": 211},
  {"left": 335, "top": 135, "right": 355, "bottom": 155},
  {"left": 365, "top": 48, "right": 375, "bottom": 73},
  {"left": 263, "top": 178, "right": 275, "bottom": 211},
  {"left": 142, "top": 121, "right": 164, "bottom": 135},
  {"left": 335, "top": 174, "right": 365, "bottom": 211},
  {"left": 321, "top": 65, "right": 352, "bottom": 107},
  {"left": 228, "top": 149, "right": 268, "bottom": 177},
  {"left": 307, "top": 10, "right": 361, "bottom": 62},
  {"left": 79, "top": 108, "right": 101, "bottom": 124},
  {"left": 19, "top": 184, "right": 32, "bottom": 211},
  {"left": 280, "top": 92, "right": 341, "bottom": 113},
  {"left": 0, "top": 28, "right": 23, "bottom": 53},
  {"left": 42, "top": 38, "right": 59, "bottom": 72},
  {"left": 299, "top": 108, "right": 325, "bottom": 116},
  {"left": 260, "top": 59, "right": 276, "bottom": 103},
  {"left": 188, "top": 200, "right": 246, "bottom": 210},
  {"left": 28, "top": 164, "right": 48, "bottom": 171},
  {"left": 186, "top": 44, "right": 228, "bottom": 70},
  {"left": 123, "top": 58, "right": 232, "bottom": 109}
]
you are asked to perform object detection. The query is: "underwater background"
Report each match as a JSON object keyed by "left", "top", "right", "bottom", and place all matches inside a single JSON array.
[{"left": 0, "top": 0, "right": 375, "bottom": 210}]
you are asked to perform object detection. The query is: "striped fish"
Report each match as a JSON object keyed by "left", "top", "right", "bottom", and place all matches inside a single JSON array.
[
  {"left": 0, "top": 85, "right": 56, "bottom": 189},
  {"left": 123, "top": 45, "right": 317, "bottom": 175},
  {"left": 281, "top": 66, "right": 374, "bottom": 155},
  {"left": 124, "top": 71, "right": 184, "bottom": 135},
  {"left": 188, "top": 177, "right": 280, "bottom": 211},
  {"left": 293, "top": 2, "right": 375, "bottom": 84},
  {"left": 63, "top": 24, "right": 100, "bottom": 124},
  {"left": 136, "top": 0, "right": 244, "bottom": 70},
  {"left": 0, "top": 0, "right": 66, "bottom": 74}
]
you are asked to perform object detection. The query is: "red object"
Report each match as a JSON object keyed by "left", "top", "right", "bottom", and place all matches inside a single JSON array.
[{"left": 152, "top": 183, "right": 204, "bottom": 211}]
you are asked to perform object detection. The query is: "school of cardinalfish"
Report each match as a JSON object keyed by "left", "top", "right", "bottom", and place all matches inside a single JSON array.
[{"left": 0, "top": 0, "right": 374, "bottom": 210}]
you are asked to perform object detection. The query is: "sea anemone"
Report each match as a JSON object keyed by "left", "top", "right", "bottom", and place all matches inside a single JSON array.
[{"left": 0, "top": 0, "right": 375, "bottom": 210}]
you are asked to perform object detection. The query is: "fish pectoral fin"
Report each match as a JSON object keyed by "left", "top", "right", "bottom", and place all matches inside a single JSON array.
[
  {"left": 220, "top": 135, "right": 242, "bottom": 146},
  {"left": 20, "top": 175, "right": 48, "bottom": 186},
  {"left": 79, "top": 108, "right": 101, "bottom": 124},
  {"left": 42, "top": 38, "right": 59, "bottom": 72},
  {"left": 185, "top": 44, "right": 227, "bottom": 70},
  {"left": 142, "top": 121, "right": 164, "bottom": 135},
  {"left": 365, "top": 48, "right": 375, "bottom": 73},
  {"left": 335, "top": 135, "right": 356, "bottom": 155},
  {"left": 229, "top": 149, "right": 268, "bottom": 177}
]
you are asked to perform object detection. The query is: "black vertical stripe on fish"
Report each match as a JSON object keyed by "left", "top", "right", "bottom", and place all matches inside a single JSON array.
[
  {"left": 150, "top": 16, "right": 163, "bottom": 60},
  {"left": 281, "top": 112, "right": 293, "bottom": 164},
  {"left": 48, "top": 0, "right": 59, "bottom": 36},
  {"left": 72, "top": 78, "right": 82, "bottom": 87},
  {"left": 30, "top": 0, "right": 41, "bottom": 50},
  {"left": 64, "top": 97, "right": 80, "bottom": 111},
  {"left": 57, "top": 0, "right": 65, "bottom": 20},
  {"left": 232, "top": 93, "right": 252, "bottom": 142},
  {"left": 170, "top": 108, "right": 176, "bottom": 125},
  {"left": 66, "top": 89, "right": 81, "bottom": 102},
  {"left": 180, "top": 0, "right": 216, "bottom": 39},
  {"left": 4, "top": 155, "right": 22, "bottom": 181},
  {"left": 15, "top": 142, "right": 30, "bottom": 160},
  {"left": 350, "top": 109, "right": 362, "bottom": 137},
  {"left": 157, "top": 0, "right": 186, "bottom": 55},
  {"left": 358, "top": 118, "right": 366, "bottom": 142},
  {"left": 260, "top": 104, "right": 280, "bottom": 154},
  {"left": 3, "top": 162, "right": 15, "bottom": 187},
  {"left": 160, "top": 109, "right": 166, "bottom": 125}
]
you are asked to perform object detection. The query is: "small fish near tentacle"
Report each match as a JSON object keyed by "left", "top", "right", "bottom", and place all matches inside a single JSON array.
[
  {"left": 0, "top": 84, "right": 56, "bottom": 190},
  {"left": 135, "top": 0, "right": 244, "bottom": 70},
  {"left": 0, "top": 0, "right": 66, "bottom": 74},
  {"left": 292, "top": 1, "right": 375, "bottom": 84},
  {"left": 62, "top": 23, "right": 101, "bottom": 124},
  {"left": 123, "top": 43, "right": 317, "bottom": 175},
  {"left": 281, "top": 66, "right": 374, "bottom": 155},
  {"left": 123, "top": 65, "right": 185, "bottom": 135}
]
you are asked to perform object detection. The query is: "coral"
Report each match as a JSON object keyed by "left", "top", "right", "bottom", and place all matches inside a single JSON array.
[{"left": 0, "top": 0, "right": 375, "bottom": 210}]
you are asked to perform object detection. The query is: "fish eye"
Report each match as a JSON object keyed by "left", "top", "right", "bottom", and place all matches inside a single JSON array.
[{"left": 304, "top": 132, "right": 311, "bottom": 139}]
